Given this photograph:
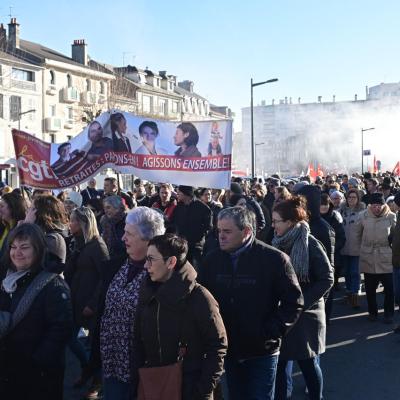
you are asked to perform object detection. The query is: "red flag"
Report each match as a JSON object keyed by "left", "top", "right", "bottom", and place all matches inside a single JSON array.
[
  {"left": 373, "top": 155, "right": 377, "bottom": 173},
  {"left": 317, "top": 164, "right": 324, "bottom": 177},
  {"left": 307, "top": 162, "right": 317, "bottom": 182},
  {"left": 393, "top": 161, "right": 400, "bottom": 176}
]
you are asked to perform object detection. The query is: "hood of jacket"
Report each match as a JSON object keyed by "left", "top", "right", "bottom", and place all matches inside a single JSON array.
[
  {"left": 366, "top": 203, "right": 391, "bottom": 219},
  {"left": 297, "top": 185, "right": 322, "bottom": 220}
]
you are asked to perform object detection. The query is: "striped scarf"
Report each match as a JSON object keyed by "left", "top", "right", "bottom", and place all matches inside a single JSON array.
[{"left": 272, "top": 221, "right": 310, "bottom": 283}]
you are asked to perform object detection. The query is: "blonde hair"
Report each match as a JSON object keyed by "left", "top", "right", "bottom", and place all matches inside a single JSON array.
[{"left": 71, "top": 207, "right": 99, "bottom": 243}]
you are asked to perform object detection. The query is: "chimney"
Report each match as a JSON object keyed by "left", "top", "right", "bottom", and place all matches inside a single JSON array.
[
  {"left": 284, "top": 97, "right": 288, "bottom": 104},
  {"left": 354, "top": 94, "right": 358, "bottom": 101},
  {"left": 366, "top": 86, "right": 369, "bottom": 98},
  {"left": 298, "top": 97, "right": 301, "bottom": 104},
  {"left": 272, "top": 99, "right": 275, "bottom": 105},
  {"left": 72, "top": 39, "right": 88, "bottom": 66},
  {"left": 333, "top": 95, "right": 336, "bottom": 103},
  {"left": 318, "top": 96, "right": 322, "bottom": 103},
  {"left": 8, "top": 18, "right": 20, "bottom": 49},
  {"left": 178, "top": 80, "right": 194, "bottom": 93},
  {"left": 261, "top": 99, "right": 266, "bottom": 106},
  {"left": 0, "top": 24, "right": 6, "bottom": 50},
  {"left": 289, "top": 97, "right": 292, "bottom": 104}
]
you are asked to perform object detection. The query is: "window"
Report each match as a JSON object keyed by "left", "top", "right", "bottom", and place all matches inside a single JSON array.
[
  {"left": 86, "top": 78, "right": 91, "bottom": 91},
  {"left": 50, "top": 134, "right": 55, "bottom": 143},
  {"left": 67, "top": 74, "right": 72, "bottom": 87},
  {"left": 159, "top": 99, "right": 166, "bottom": 114},
  {"left": 50, "top": 70, "right": 55, "bottom": 85},
  {"left": 49, "top": 104, "right": 56, "bottom": 117},
  {"left": 12, "top": 68, "right": 35, "bottom": 82},
  {"left": 9, "top": 95, "right": 21, "bottom": 121},
  {"left": 172, "top": 101, "right": 178, "bottom": 113},
  {"left": 66, "top": 107, "right": 73, "bottom": 120},
  {"left": 0, "top": 94, "right": 3, "bottom": 118},
  {"left": 67, "top": 135, "right": 72, "bottom": 141},
  {"left": 143, "top": 95, "right": 151, "bottom": 113},
  {"left": 100, "top": 81, "right": 105, "bottom": 94}
]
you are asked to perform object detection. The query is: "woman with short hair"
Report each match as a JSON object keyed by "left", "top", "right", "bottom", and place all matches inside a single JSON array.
[
  {"left": 0, "top": 223, "right": 72, "bottom": 399},
  {"left": 92, "top": 207, "right": 165, "bottom": 399},
  {"left": 136, "top": 234, "right": 227, "bottom": 400}
]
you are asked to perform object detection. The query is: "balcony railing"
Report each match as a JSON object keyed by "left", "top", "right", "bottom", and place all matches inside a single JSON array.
[{"left": 11, "top": 79, "right": 36, "bottom": 91}]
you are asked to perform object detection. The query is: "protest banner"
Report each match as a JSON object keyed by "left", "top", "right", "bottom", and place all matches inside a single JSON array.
[{"left": 12, "top": 111, "right": 232, "bottom": 189}]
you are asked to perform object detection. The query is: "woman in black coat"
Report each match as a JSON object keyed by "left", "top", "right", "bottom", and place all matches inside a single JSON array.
[
  {"left": 0, "top": 223, "right": 72, "bottom": 400},
  {"left": 271, "top": 197, "right": 333, "bottom": 400},
  {"left": 136, "top": 234, "right": 227, "bottom": 400},
  {"left": 64, "top": 206, "right": 109, "bottom": 385}
]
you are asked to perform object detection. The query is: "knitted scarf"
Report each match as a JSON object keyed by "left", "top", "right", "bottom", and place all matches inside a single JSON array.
[{"left": 272, "top": 221, "right": 310, "bottom": 283}]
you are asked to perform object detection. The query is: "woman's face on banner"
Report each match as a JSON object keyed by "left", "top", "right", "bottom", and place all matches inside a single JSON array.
[
  {"left": 174, "top": 128, "right": 188, "bottom": 146},
  {"left": 117, "top": 118, "right": 127, "bottom": 134},
  {"left": 211, "top": 137, "right": 219, "bottom": 149},
  {"left": 141, "top": 126, "right": 157, "bottom": 145}
]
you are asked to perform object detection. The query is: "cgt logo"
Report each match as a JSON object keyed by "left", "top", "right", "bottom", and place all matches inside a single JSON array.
[{"left": 17, "top": 156, "right": 57, "bottom": 181}]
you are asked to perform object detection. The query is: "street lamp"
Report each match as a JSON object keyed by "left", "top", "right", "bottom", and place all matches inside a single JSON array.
[
  {"left": 251, "top": 78, "right": 278, "bottom": 178},
  {"left": 18, "top": 109, "right": 36, "bottom": 131},
  {"left": 255, "top": 142, "right": 265, "bottom": 176},
  {"left": 361, "top": 127, "right": 375, "bottom": 173}
]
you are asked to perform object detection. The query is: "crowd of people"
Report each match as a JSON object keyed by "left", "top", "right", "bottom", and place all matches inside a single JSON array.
[{"left": 0, "top": 170, "right": 399, "bottom": 400}]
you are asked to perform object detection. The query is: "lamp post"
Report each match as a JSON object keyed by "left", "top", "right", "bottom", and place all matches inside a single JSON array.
[
  {"left": 361, "top": 127, "right": 375, "bottom": 173},
  {"left": 251, "top": 78, "right": 278, "bottom": 177},
  {"left": 255, "top": 142, "right": 265, "bottom": 176},
  {"left": 18, "top": 109, "right": 36, "bottom": 131}
]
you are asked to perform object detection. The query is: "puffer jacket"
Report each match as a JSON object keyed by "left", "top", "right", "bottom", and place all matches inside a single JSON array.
[
  {"left": 356, "top": 204, "right": 397, "bottom": 274},
  {"left": 340, "top": 204, "right": 365, "bottom": 256}
]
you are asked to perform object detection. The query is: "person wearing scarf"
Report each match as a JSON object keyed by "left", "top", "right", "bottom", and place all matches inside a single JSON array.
[
  {"left": 271, "top": 196, "right": 334, "bottom": 400},
  {"left": 0, "top": 223, "right": 72, "bottom": 400}
]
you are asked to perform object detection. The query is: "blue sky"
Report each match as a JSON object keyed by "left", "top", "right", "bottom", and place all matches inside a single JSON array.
[{"left": 3, "top": 0, "right": 400, "bottom": 130}]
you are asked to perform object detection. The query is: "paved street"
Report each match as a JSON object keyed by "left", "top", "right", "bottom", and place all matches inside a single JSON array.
[{"left": 64, "top": 283, "right": 400, "bottom": 400}]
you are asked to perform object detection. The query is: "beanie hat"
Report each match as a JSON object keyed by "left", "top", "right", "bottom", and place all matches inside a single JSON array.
[
  {"left": 230, "top": 182, "right": 243, "bottom": 195},
  {"left": 394, "top": 192, "right": 400, "bottom": 207},
  {"left": 293, "top": 181, "right": 309, "bottom": 193},
  {"left": 66, "top": 191, "right": 83, "bottom": 207},
  {"left": 178, "top": 185, "right": 194, "bottom": 197},
  {"left": 369, "top": 192, "right": 385, "bottom": 205},
  {"left": 348, "top": 177, "right": 359, "bottom": 187}
]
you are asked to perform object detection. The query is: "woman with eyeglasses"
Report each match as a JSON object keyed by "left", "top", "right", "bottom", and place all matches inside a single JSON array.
[
  {"left": 340, "top": 189, "right": 366, "bottom": 307},
  {"left": 136, "top": 233, "right": 227, "bottom": 400},
  {"left": 271, "top": 196, "right": 333, "bottom": 400},
  {"left": 63, "top": 207, "right": 109, "bottom": 392},
  {"left": 89, "top": 207, "right": 165, "bottom": 399}
]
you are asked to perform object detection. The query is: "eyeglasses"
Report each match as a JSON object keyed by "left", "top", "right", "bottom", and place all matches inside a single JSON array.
[
  {"left": 145, "top": 255, "right": 169, "bottom": 266},
  {"left": 272, "top": 219, "right": 285, "bottom": 224}
]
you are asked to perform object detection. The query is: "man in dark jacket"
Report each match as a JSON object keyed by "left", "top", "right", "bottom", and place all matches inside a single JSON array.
[
  {"left": 200, "top": 206, "right": 303, "bottom": 400},
  {"left": 81, "top": 178, "right": 101, "bottom": 206},
  {"left": 170, "top": 185, "right": 212, "bottom": 269}
]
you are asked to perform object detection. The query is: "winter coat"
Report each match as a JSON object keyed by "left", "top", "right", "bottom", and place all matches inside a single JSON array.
[
  {"left": 64, "top": 236, "right": 110, "bottom": 328},
  {"left": 340, "top": 204, "right": 365, "bottom": 256},
  {"left": 278, "top": 236, "right": 334, "bottom": 360},
  {"left": 392, "top": 211, "right": 400, "bottom": 268},
  {"left": 200, "top": 239, "right": 304, "bottom": 361},
  {"left": 0, "top": 267, "right": 73, "bottom": 399},
  {"left": 356, "top": 205, "right": 397, "bottom": 274},
  {"left": 170, "top": 198, "right": 213, "bottom": 253},
  {"left": 45, "top": 226, "right": 67, "bottom": 265},
  {"left": 297, "top": 185, "right": 336, "bottom": 266},
  {"left": 321, "top": 209, "right": 346, "bottom": 267},
  {"left": 136, "top": 262, "right": 227, "bottom": 400}
]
